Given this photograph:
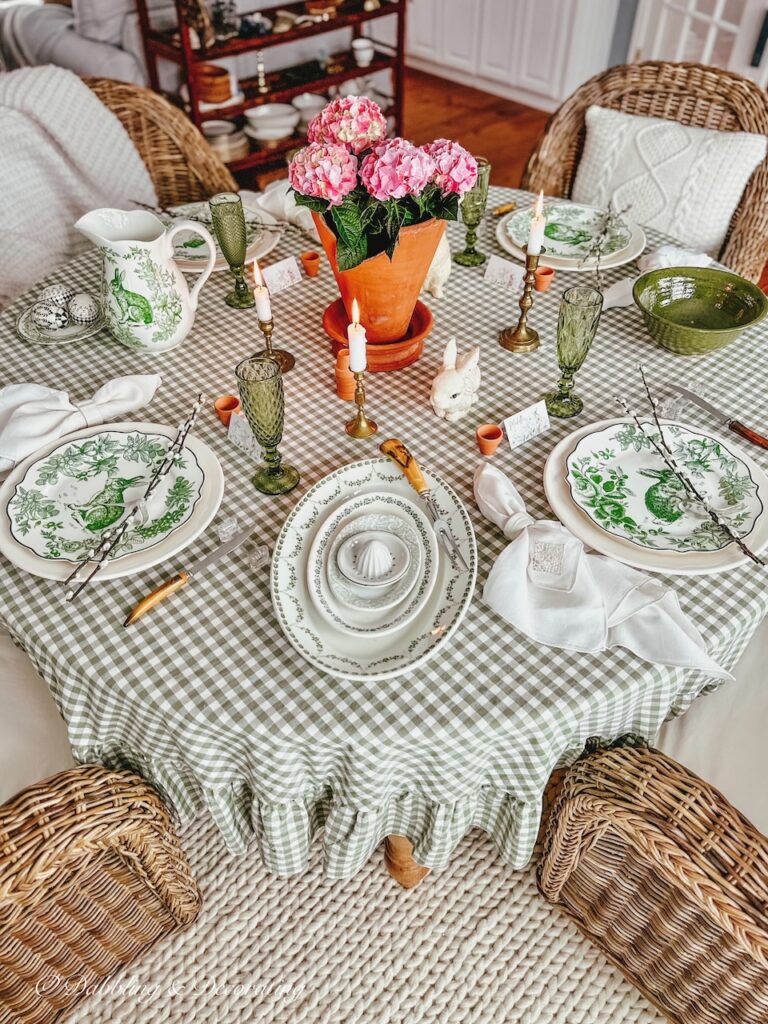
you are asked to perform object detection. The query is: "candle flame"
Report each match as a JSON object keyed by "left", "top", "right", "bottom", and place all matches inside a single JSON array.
[
  {"left": 534, "top": 190, "right": 544, "bottom": 217},
  {"left": 252, "top": 259, "right": 263, "bottom": 287},
  {"left": 351, "top": 298, "right": 360, "bottom": 325}
]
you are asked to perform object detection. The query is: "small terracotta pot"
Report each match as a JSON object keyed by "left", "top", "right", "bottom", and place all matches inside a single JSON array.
[
  {"left": 334, "top": 349, "right": 356, "bottom": 401},
  {"left": 476, "top": 423, "right": 504, "bottom": 457},
  {"left": 214, "top": 395, "right": 241, "bottom": 426},
  {"left": 300, "top": 250, "right": 321, "bottom": 277},
  {"left": 534, "top": 266, "right": 555, "bottom": 292}
]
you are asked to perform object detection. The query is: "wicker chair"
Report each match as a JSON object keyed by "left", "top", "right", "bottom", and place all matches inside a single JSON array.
[
  {"left": 0, "top": 765, "right": 201, "bottom": 1023},
  {"left": 521, "top": 61, "right": 768, "bottom": 282},
  {"left": 538, "top": 744, "right": 768, "bottom": 1024},
  {"left": 83, "top": 77, "right": 237, "bottom": 208}
]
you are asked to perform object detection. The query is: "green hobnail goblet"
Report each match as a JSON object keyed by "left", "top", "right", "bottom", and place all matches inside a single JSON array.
[
  {"left": 453, "top": 157, "right": 491, "bottom": 267},
  {"left": 209, "top": 192, "right": 255, "bottom": 309},
  {"left": 235, "top": 356, "right": 300, "bottom": 494},
  {"left": 544, "top": 286, "right": 603, "bottom": 418}
]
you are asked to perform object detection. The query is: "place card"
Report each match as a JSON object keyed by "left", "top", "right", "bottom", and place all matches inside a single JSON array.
[
  {"left": 227, "top": 410, "right": 258, "bottom": 455},
  {"left": 261, "top": 256, "right": 302, "bottom": 295},
  {"left": 483, "top": 254, "right": 525, "bottom": 292},
  {"left": 503, "top": 400, "right": 550, "bottom": 451}
]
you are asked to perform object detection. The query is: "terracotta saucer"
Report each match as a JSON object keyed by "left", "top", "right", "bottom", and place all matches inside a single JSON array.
[{"left": 322, "top": 298, "right": 434, "bottom": 372}]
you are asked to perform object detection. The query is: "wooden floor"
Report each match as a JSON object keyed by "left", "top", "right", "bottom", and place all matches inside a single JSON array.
[{"left": 403, "top": 68, "right": 550, "bottom": 187}]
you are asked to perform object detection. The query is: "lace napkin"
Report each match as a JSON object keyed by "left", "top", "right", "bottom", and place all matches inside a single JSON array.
[
  {"left": 602, "top": 244, "right": 713, "bottom": 310},
  {"left": 474, "top": 462, "right": 731, "bottom": 678},
  {"left": 0, "top": 374, "right": 161, "bottom": 474}
]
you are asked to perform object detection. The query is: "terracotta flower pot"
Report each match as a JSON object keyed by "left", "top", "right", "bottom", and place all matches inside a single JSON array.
[{"left": 313, "top": 211, "right": 445, "bottom": 343}]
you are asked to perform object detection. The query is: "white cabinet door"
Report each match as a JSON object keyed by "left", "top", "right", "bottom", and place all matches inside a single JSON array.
[
  {"left": 406, "top": 0, "right": 619, "bottom": 109},
  {"left": 440, "top": 0, "right": 482, "bottom": 72},
  {"left": 407, "top": 0, "right": 443, "bottom": 61},
  {"left": 477, "top": 0, "right": 519, "bottom": 85},
  {"left": 511, "top": 0, "right": 572, "bottom": 100}
]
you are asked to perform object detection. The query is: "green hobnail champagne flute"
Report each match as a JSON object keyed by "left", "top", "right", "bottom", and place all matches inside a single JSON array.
[
  {"left": 453, "top": 157, "right": 491, "bottom": 267},
  {"left": 236, "top": 356, "right": 299, "bottom": 494},
  {"left": 545, "top": 286, "right": 603, "bottom": 418},
  {"left": 209, "top": 192, "right": 255, "bottom": 309}
]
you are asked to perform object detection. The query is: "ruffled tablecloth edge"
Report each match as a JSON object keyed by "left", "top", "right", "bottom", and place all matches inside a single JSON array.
[{"left": 74, "top": 739, "right": 546, "bottom": 879}]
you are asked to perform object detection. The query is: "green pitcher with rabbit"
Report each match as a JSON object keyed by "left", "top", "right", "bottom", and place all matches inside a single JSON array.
[{"left": 75, "top": 208, "right": 216, "bottom": 352}]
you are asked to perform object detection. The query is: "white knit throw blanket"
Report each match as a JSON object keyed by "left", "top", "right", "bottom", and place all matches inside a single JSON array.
[{"left": 0, "top": 66, "right": 157, "bottom": 308}]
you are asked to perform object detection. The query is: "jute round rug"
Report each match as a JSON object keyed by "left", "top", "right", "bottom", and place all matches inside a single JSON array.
[{"left": 64, "top": 817, "right": 664, "bottom": 1023}]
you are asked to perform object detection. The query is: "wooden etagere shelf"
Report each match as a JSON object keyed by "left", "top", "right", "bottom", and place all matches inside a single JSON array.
[{"left": 136, "top": 0, "right": 407, "bottom": 180}]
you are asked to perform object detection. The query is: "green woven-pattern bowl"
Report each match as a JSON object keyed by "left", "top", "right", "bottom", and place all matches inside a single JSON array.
[{"left": 632, "top": 266, "right": 768, "bottom": 356}]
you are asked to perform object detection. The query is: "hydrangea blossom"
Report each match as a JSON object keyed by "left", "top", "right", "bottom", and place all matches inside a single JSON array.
[
  {"left": 359, "top": 138, "right": 437, "bottom": 202},
  {"left": 306, "top": 95, "right": 387, "bottom": 155},
  {"left": 422, "top": 139, "right": 478, "bottom": 196},
  {"left": 288, "top": 142, "right": 358, "bottom": 206}
]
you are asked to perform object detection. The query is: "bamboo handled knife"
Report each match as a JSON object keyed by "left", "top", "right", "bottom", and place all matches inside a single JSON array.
[
  {"left": 124, "top": 528, "right": 269, "bottom": 626},
  {"left": 670, "top": 386, "right": 768, "bottom": 449},
  {"left": 380, "top": 438, "right": 469, "bottom": 572}
]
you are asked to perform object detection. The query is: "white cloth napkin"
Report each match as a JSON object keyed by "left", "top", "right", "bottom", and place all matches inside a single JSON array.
[
  {"left": 242, "top": 182, "right": 320, "bottom": 244},
  {"left": 474, "top": 462, "right": 731, "bottom": 679},
  {"left": 0, "top": 375, "right": 161, "bottom": 475},
  {"left": 602, "top": 244, "right": 714, "bottom": 310}
]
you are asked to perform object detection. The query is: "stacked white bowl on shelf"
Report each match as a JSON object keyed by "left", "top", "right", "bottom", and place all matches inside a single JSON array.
[
  {"left": 244, "top": 104, "right": 301, "bottom": 143},
  {"left": 292, "top": 93, "right": 327, "bottom": 128}
]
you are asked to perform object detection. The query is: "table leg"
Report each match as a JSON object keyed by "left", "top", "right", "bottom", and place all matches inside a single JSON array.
[{"left": 384, "top": 835, "right": 431, "bottom": 889}]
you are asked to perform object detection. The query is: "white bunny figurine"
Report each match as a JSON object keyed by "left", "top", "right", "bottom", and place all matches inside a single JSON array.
[
  {"left": 422, "top": 233, "right": 452, "bottom": 299},
  {"left": 430, "top": 337, "right": 481, "bottom": 422}
]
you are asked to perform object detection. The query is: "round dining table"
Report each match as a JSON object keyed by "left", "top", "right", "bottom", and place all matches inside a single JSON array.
[{"left": 2, "top": 186, "right": 766, "bottom": 887}]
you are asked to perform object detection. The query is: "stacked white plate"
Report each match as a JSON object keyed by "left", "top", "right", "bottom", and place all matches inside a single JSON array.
[
  {"left": 544, "top": 418, "right": 768, "bottom": 574},
  {"left": 496, "top": 200, "right": 646, "bottom": 272},
  {"left": 271, "top": 458, "right": 477, "bottom": 680}
]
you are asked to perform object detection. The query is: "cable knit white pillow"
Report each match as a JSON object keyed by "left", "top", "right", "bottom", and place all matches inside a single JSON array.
[{"left": 572, "top": 105, "right": 767, "bottom": 256}]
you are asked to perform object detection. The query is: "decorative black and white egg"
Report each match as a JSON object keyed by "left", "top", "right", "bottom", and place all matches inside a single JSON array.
[
  {"left": 38, "top": 283, "right": 75, "bottom": 308},
  {"left": 68, "top": 292, "right": 100, "bottom": 325},
  {"left": 32, "top": 301, "right": 69, "bottom": 331}
]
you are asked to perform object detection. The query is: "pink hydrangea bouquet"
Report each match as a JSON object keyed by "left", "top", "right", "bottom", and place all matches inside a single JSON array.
[{"left": 288, "top": 97, "right": 478, "bottom": 270}]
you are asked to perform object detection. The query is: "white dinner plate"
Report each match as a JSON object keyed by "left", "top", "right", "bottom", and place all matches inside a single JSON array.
[
  {"left": 306, "top": 494, "right": 438, "bottom": 637},
  {"left": 543, "top": 418, "right": 768, "bottom": 574},
  {"left": 496, "top": 209, "right": 646, "bottom": 272},
  {"left": 271, "top": 458, "right": 477, "bottom": 680},
  {"left": 0, "top": 422, "right": 224, "bottom": 581}
]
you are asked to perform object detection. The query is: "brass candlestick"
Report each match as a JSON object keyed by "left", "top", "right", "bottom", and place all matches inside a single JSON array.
[
  {"left": 256, "top": 317, "right": 295, "bottom": 373},
  {"left": 499, "top": 247, "right": 543, "bottom": 353},
  {"left": 256, "top": 50, "right": 268, "bottom": 94},
  {"left": 345, "top": 371, "right": 377, "bottom": 438}
]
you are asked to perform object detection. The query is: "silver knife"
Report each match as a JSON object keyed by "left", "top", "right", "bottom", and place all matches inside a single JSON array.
[
  {"left": 670, "top": 386, "right": 768, "bottom": 450},
  {"left": 124, "top": 527, "right": 269, "bottom": 626},
  {"left": 380, "top": 438, "right": 469, "bottom": 572}
]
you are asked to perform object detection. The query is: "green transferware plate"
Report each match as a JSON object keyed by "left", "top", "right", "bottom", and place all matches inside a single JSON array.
[
  {"left": 160, "top": 202, "right": 267, "bottom": 266},
  {"left": 7, "top": 428, "right": 204, "bottom": 562},
  {"left": 506, "top": 201, "right": 631, "bottom": 258},
  {"left": 566, "top": 421, "right": 763, "bottom": 553}
]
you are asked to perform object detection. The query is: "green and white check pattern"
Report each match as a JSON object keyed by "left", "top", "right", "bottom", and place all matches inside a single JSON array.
[{"left": 2, "top": 188, "right": 766, "bottom": 878}]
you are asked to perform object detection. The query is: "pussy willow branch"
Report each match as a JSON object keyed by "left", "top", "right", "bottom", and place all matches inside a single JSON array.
[
  {"left": 616, "top": 368, "right": 764, "bottom": 566},
  {"left": 579, "top": 200, "right": 632, "bottom": 292}
]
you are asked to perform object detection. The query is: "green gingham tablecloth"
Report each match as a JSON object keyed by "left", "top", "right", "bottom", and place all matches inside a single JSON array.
[{"left": 2, "top": 187, "right": 767, "bottom": 878}]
